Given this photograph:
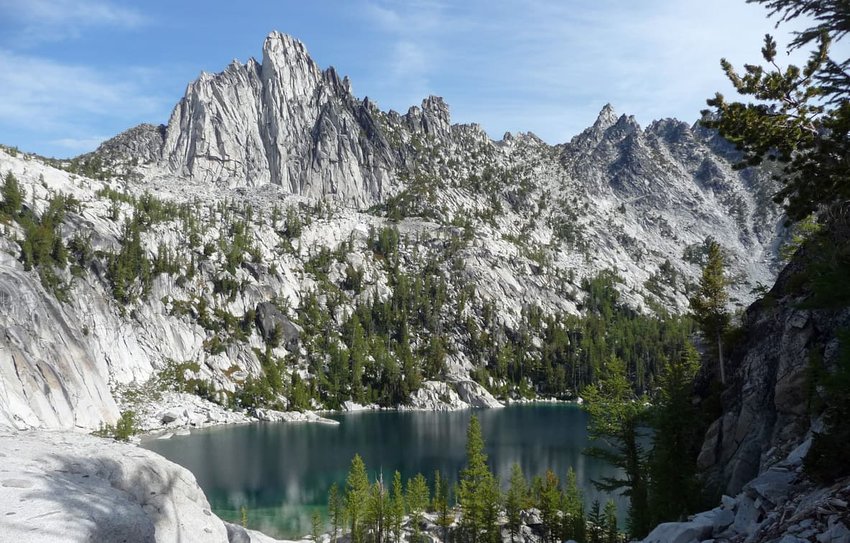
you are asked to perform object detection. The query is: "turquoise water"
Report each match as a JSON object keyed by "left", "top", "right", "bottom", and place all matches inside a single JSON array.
[{"left": 142, "top": 404, "right": 626, "bottom": 538}]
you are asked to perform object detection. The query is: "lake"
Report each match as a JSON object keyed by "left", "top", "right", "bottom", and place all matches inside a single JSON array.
[{"left": 142, "top": 404, "right": 627, "bottom": 538}]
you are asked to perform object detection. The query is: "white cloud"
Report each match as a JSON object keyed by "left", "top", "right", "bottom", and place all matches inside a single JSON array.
[
  {"left": 359, "top": 1, "right": 455, "bottom": 107},
  {"left": 0, "top": 49, "right": 169, "bottom": 154},
  {"left": 0, "top": 0, "right": 147, "bottom": 44},
  {"left": 362, "top": 0, "right": 832, "bottom": 144}
]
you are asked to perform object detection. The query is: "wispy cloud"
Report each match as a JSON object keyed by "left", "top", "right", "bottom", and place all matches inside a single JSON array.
[
  {"left": 360, "top": 1, "right": 453, "bottom": 108},
  {"left": 354, "top": 0, "right": 831, "bottom": 143},
  {"left": 0, "top": 49, "right": 169, "bottom": 155},
  {"left": 0, "top": 0, "right": 147, "bottom": 45}
]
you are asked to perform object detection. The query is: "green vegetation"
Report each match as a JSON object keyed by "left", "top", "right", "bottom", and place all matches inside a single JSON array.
[
  {"left": 330, "top": 416, "right": 626, "bottom": 542},
  {"left": 108, "top": 215, "right": 153, "bottom": 304},
  {"left": 13, "top": 191, "right": 80, "bottom": 299},
  {"left": 805, "top": 329, "right": 850, "bottom": 482},
  {"left": 702, "top": 0, "right": 850, "bottom": 223},
  {"left": 345, "top": 454, "right": 370, "bottom": 543},
  {"left": 689, "top": 240, "right": 730, "bottom": 384},
  {"left": 581, "top": 343, "right": 711, "bottom": 538},
  {"left": 582, "top": 357, "right": 649, "bottom": 538},
  {"left": 93, "top": 410, "right": 138, "bottom": 442},
  {"left": 1, "top": 171, "right": 23, "bottom": 217},
  {"left": 647, "top": 344, "right": 704, "bottom": 524},
  {"left": 472, "top": 272, "right": 693, "bottom": 400},
  {"left": 457, "top": 416, "right": 500, "bottom": 543}
]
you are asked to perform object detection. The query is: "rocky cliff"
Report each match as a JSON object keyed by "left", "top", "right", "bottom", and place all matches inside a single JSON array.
[
  {"left": 696, "top": 243, "right": 850, "bottom": 497},
  {"left": 638, "top": 208, "right": 850, "bottom": 543}
]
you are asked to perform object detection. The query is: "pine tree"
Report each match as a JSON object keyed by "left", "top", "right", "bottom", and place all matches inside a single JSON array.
[
  {"left": 702, "top": 1, "right": 850, "bottom": 222},
  {"left": 562, "top": 467, "right": 586, "bottom": 542},
  {"left": 312, "top": 510, "right": 323, "bottom": 542},
  {"left": 582, "top": 356, "right": 650, "bottom": 539},
  {"left": 348, "top": 315, "right": 368, "bottom": 403},
  {"left": 390, "top": 471, "right": 405, "bottom": 543},
  {"left": 505, "top": 463, "right": 528, "bottom": 542},
  {"left": 539, "top": 470, "right": 561, "bottom": 543},
  {"left": 345, "top": 454, "right": 371, "bottom": 543},
  {"left": 588, "top": 500, "right": 604, "bottom": 543},
  {"left": 458, "top": 416, "right": 501, "bottom": 543},
  {"left": 1, "top": 171, "right": 23, "bottom": 217},
  {"left": 433, "top": 470, "right": 452, "bottom": 542},
  {"left": 328, "top": 482, "right": 345, "bottom": 543},
  {"left": 604, "top": 500, "right": 619, "bottom": 543},
  {"left": 689, "top": 240, "right": 729, "bottom": 384},
  {"left": 366, "top": 476, "right": 389, "bottom": 543},
  {"left": 649, "top": 343, "right": 703, "bottom": 524},
  {"left": 406, "top": 473, "right": 430, "bottom": 543}
]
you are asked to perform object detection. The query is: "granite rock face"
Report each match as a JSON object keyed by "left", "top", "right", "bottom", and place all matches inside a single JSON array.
[
  {"left": 0, "top": 252, "right": 119, "bottom": 429},
  {"left": 642, "top": 438, "right": 850, "bottom": 543},
  {"left": 157, "top": 32, "right": 398, "bottom": 205},
  {"left": 697, "top": 248, "right": 850, "bottom": 496}
]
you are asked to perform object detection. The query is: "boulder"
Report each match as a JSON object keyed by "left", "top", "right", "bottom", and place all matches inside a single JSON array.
[
  {"left": 160, "top": 409, "right": 183, "bottom": 424},
  {"left": 745, "top": 467, "right": 795, "bottom": 507},
  {"left": 454, "top": 380, "right": 503, "bottom": 409},
  {"left": 255, "top": 302, "right": 300, "bottom": 351},
  {"left": 642, "top": 518, "right": 712, "bottom": 543}
]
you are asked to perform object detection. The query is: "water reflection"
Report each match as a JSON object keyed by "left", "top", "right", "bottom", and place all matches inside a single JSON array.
[{"left": 143, "top": 404, "right": 627, "bottom": 538}]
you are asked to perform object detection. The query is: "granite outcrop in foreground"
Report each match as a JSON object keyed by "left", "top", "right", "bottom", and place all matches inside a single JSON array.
[{"left": 0, "top": 430, "right": 300, "bottom": 543}]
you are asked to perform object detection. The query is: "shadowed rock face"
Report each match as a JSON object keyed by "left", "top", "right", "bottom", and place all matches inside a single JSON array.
[{"left": 696, "top": 244, "right": 850, "bottom": 496}]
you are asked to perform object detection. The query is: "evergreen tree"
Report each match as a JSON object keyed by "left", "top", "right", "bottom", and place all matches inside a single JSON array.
[
  {"left": 648, "top": 343, "right": 703, "bottom": 523},
  {"left": 345, "top": 454, "right": 370, "bottom": 543},
  {"left": 539, "top": 470, "right": 561, "bottom": 543},
  {"left": 406, "top": 473, "right": 430, "bottom": 542},
  {"left": 505, "top": 463, "right": 528, "bottom": 542},
  {"left": 702, "top": 0, "right": 850, "bottom": 222},
  {"left": 433, "top": 470, "right": 453, "bottom": 543},
  {"left": 458, "top": 416, "right": 501, "bottom": 543},
  {"left": 603, "top": 500, "right": 619, "bottom": 543},
  {"left": 312, "top": 510, "right": 323, "bottom": 542},
  {"left": 328, "top": 482, "right": 345, "bottom": 543},
  {"left": 1, "top": 171, "right": 23, "bottom": 217},
  {"left": 582, "top": 356, "right": 650, "bottom": 539},
  {"left": 348, "top": 315, "right": 368, "bottom": 403},
  {"left": 689, "top": 240, "right": 730, "bottom": 384},
  {"left": 366, "top": 476, "right": 389, "bottom": 543},
  {"left": 562, "top": 467, "right": 586, "bottom": 543},
  {"left": 588, "top": 500, "right": 604, "bottom": 543},
  {"left": 390, "top": 471, "right": 405, "bottom": 543}
]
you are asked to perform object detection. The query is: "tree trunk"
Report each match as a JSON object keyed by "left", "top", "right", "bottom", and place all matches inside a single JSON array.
[{"left": 717, "top": 333, "right": 726, "bottom": 385}]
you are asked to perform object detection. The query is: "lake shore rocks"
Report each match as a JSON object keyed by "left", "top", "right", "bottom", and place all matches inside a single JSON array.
[{"left": 407, "top": 379, "right": 503, "bottom": 410}]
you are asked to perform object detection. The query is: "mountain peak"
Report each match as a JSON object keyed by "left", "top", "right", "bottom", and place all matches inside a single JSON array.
[
  {"left": 263, "top": 31, "right": 308, "bottom": 56},
  {"left": 594, "top": 103, "right": 618, "bottom": 130},
  {"left": 261, "top": 31, "right": 316, "bottom": 74}
]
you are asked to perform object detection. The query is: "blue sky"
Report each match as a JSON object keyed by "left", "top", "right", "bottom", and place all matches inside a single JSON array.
[{"left": 0, "top": 0, "right": 839, "bottom": 157}]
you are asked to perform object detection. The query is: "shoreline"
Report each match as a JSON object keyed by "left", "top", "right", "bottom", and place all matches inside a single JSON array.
[{"left": 135, "top": 394, "right": 584, "bottom": 442}]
